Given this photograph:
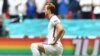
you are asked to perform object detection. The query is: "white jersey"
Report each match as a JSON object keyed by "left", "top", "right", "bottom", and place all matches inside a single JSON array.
[
  {"left": 47, "top": 15, "right": 61, "bottom": 44},
  {"left": 31, "top": 16, "right": 63, "bottom": 56}
]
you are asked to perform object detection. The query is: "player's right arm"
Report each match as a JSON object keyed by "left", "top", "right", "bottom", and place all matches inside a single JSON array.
[
  {"left": 51, "top": 23, "right": 64, "bottom": 45},
  {"left": 50, "top": 16, "right": 64, "bottom": 45}
]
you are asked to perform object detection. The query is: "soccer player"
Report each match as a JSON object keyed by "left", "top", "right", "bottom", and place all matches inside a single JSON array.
[{"left": 31, "top": 3, "right": 64, "bottom": 56}]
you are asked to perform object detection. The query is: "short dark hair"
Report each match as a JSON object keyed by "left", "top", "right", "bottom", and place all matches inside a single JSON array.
[{"left": 46, "top": 3, "right": 55, "bottom": 14}]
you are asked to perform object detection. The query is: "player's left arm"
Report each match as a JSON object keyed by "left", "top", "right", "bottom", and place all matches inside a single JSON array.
[{"left": 51, "top": 23, "right": 64, "bottom": 45}]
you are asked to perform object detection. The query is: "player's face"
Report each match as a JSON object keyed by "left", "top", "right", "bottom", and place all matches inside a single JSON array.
[{"left": 45, "top": 5, "right": 50, "bottom": 18}]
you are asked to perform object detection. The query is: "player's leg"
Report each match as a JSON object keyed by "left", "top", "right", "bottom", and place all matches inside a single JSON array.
[
  {"left": 31, "top": 43, "right": 40, "bottom": 56},
  {"left": 50, "top": 43, "right": 63, "bottom": 56},
  {"left": 51, "top": 51, "right": 63, "bottom": 56},
  {"left": 31, "top": 43, "right": 45, "bottom": 56},
  {"left": 41, "top": 52, "right": 50, "bottom": 56},
  {"left": 43, "top": 44, "right": 63, "bottom": 56},
  {"left": 52, "top": 54, "right": 62, "bottom": 56},
  {"left": 31, "top": 43, "right": 63, "bottom": 56}
]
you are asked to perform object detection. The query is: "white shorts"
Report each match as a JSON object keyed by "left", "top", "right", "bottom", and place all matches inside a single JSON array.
[{"left": 43, "top": 42, "right": 63, "bottom": 56}]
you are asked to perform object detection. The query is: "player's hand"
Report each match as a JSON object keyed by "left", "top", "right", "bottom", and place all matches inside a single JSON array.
[{"left": 51, "top": 41, "right": 57, "bottom": 45}]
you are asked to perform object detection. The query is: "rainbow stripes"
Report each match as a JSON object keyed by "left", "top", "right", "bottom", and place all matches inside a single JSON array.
[
  {"left": 0, "top": 37, "right": 100, "bottom": 55},
  {"left": 0, "top": 38, "right": 44, "bottom": 54}
]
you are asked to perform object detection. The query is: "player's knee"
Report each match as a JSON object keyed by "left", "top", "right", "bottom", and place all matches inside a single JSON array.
[
  {"left": 30, "top": 43, "right": 38, "bottom": 49},
  {"left": 38, "top": 44, "right": 45, "bottom": 53}
]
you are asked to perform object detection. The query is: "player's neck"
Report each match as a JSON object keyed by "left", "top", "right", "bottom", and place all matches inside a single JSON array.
[{"left": 49, "top": 14, "right": 54, "bottom": 19}]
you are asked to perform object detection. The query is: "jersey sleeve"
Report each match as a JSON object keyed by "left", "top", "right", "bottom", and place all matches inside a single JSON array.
[{"left": 50, "top": 16, "right": 60, "bottom": 26}]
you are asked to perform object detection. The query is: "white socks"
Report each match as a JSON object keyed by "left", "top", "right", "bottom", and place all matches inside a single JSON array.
[{"left": 31, "top": 43, "right": 40, "bottom": 56}]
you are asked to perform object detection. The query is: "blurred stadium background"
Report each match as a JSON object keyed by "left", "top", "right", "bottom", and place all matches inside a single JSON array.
[{"left": 0, "top": 0, "right": 100, "bottom": 56}]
